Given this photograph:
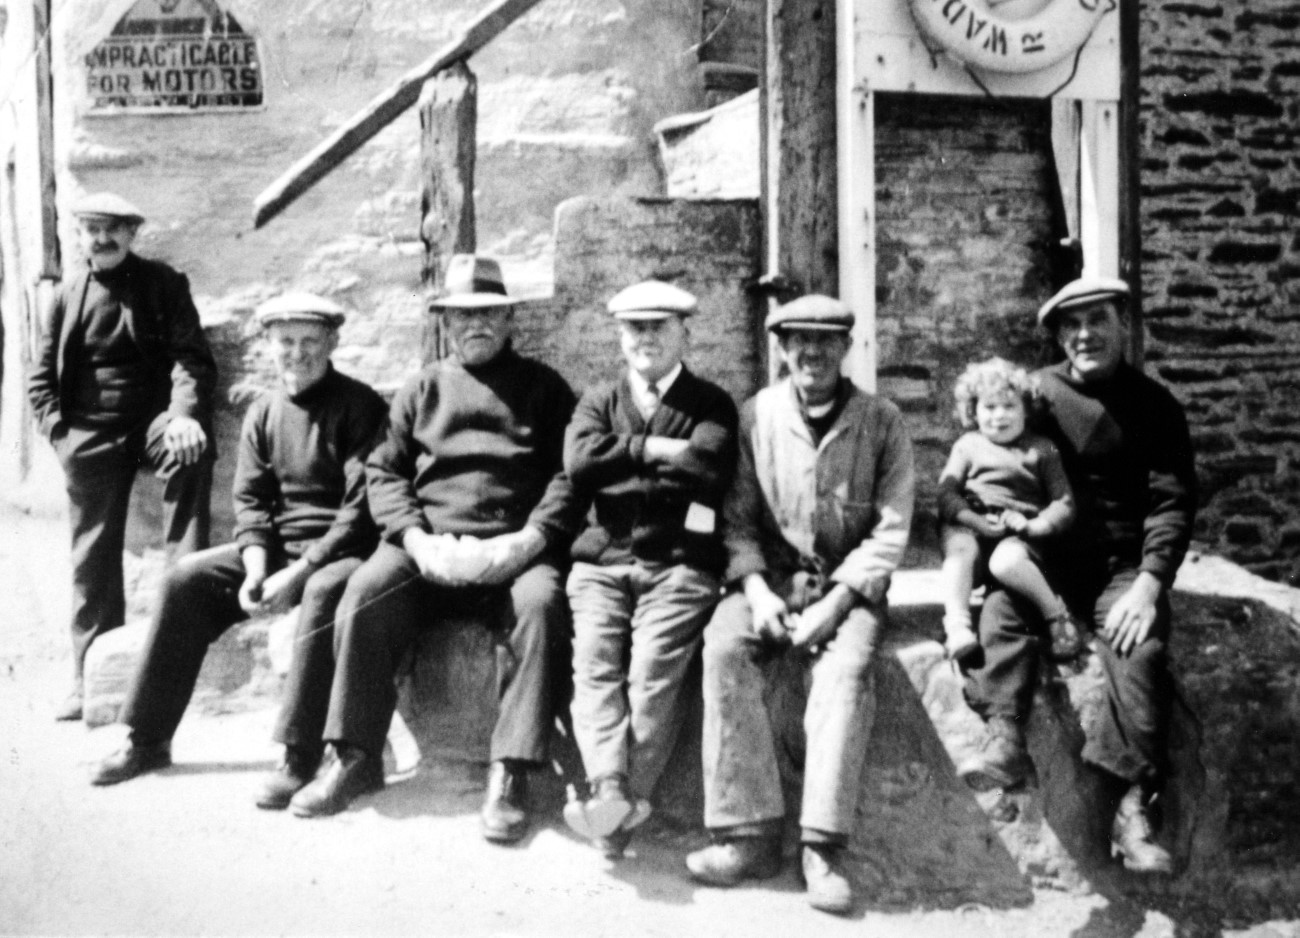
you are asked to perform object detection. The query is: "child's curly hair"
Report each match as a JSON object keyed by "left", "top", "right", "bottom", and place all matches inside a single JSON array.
[{"left": 953, "top": 357, "right": 1043, "bottom": 430}]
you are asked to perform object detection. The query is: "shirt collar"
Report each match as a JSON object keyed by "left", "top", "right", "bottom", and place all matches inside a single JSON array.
[{"left": 627, "top": 361, "right": 684, "bottom": 401}]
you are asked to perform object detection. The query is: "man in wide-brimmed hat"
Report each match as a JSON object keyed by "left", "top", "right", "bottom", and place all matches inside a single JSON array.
[
  {"left": 291, "top": 256, "right": 582, "bottom": 842},
  {"left": 957, "top": 277, "right": 1198, "bottom": 875},
  {"left": 90, "top": 293, "right": 387, "bottom": 801},
  {"left": 27, "top": 192, "right": 216, "bottom": 722}
]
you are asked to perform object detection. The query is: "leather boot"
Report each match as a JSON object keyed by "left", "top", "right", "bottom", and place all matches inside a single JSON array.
[
  {"left": 1111, "top": 785, "right": 1172, "bottom": 874},
  {"left": 957, "top": 716, "right": 1033, "bottom": 791},
  {"left": 289, "top": 744, "right": 383, "bottom": 818},
  {"left": 256, "top": 745, "right": 323, "bottom": 810},
  {"left": 91, "top": 738, "right": 172, "bottom": 786},
  {"left": 563, "top": 773, "right": 648, "bottom": 840},
  {"left": 685, "top": 836, "right": 783, "bottom": 886},
  {"left": 480, "top": 760, "right": 530, "bottom": 844},
  {"left": 801, "top": 844, "right": 854, "bottom": 914}
]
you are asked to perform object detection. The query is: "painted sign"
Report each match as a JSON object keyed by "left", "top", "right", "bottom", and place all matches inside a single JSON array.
[{"left": 85, "top": 0, "right": 263, "bottom": 112}]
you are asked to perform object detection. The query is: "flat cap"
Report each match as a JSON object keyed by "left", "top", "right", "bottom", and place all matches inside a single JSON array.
[
  {"left": 1037, "top": 277, "right": 1130, "bottom": 328},
  {"left": 429, "top": 254, "right": 514, "bottom": 309},
  {"left": 607, "top": 280, "right": 697, "bottom": 320},
  {"left": 765, "top": 294, "right": 855, "bottom": 333},
  {"left": 71, "top": 192, "right": 145, "bottom": 224},
  {"left": 255, "top": 291, "right": 347, "bottom": 329}
]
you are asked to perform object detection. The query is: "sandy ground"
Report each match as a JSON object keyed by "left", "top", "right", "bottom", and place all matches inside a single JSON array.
[{"left": 1, "top": 505, "right": 1298, "bottom": 938}]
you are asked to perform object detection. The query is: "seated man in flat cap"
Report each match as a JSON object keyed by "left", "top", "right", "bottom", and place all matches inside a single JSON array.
[
  {"left": 289, "top": 255, "right": 581, "bottom": 841},
  {"left": 561, "top": 280, "right": 738, "bottom": 858},
  {"left": 91, "top": 294, "right": 387, "bottom": 796},
  {"left": 685, "top": 295, "right": 914, "bottom": 915},
  {"left": 958, "top": 277, "right": 1197, "bottom": 875},
  {"left": 28, "top": 193, "right": 216, "bottom": 721}
]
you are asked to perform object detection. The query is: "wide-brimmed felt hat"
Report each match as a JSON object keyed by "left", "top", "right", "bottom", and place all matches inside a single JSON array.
[
  {"left": 1037, "top": 277, "right": 1130, "bottom": 329},
  {"left": 429, "top": 254, "right": 514, "bottom": 309},
  {"left": 255, "top": 291, "right": 347, "bottom": 329},
  {"left": 607, "top": 280, "right": 698, "bottom": 321},
  {"left": 71, "top": 192, "right": 145, "bottom": 225},
  {"left": 765, "top": 294, "right": 855, "bottom": 333}
]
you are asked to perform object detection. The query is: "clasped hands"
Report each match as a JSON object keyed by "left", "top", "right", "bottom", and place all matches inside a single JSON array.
[
  {"left": 163, "top": 415, "right": 208, "bottom": 466},
  {"left": 403, "top": 526, "right": 545, "bottom": 587},
  {"left": 744, "top": 574, "right": 857, "bottom": 651},
  {"left": 965, "top": 508, "right": 1045, "bottom": 540}
]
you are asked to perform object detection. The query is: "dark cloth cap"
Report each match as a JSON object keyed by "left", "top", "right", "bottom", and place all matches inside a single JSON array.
[{"left": 765, "top": 294, "right": 855, "bottom": 333}]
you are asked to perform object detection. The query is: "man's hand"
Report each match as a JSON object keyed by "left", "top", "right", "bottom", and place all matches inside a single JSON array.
[
  {"left": 789, "top": 583, "right": 857, "bottom": 649},
  {"left": 476, "top": 526, "right": 546, "bottom": 585},
  {"left": 403, "top": 529, "right": 470, "bottom": 586},
  {"left": 1102, "top": 571, "right": 1164, "bottom": 657},
  {"left": 258, "top": 559, "right": 314, "bottom": 615},
  {"left": 238, "top": 546, "right": 270, "bottom": 615},
  {"left": 743, "top": 574, "right": 791, "bottom": 643},
  {"left": 643, "top": 436, "right": 690, "bottom": 464},
  {"left": 164, "top": 416, "right": 208, "bottom": 466}
]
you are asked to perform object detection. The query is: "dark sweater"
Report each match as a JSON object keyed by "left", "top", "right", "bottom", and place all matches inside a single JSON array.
[
  {"left": 565, "top": 367, "right": 739, "bottom": 574},
  {"left": 367, "top": 345, "right": 581, "bottom": 552},
  {"left": 1036, "top": 360, "right": 1197, "bottom": 586},
  {"left": 234, "top": 366, "right": 387, "bottom": 566}
]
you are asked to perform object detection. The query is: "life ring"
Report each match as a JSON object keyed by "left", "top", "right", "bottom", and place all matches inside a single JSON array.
[{"left": 908, "top": 0, "right": 1112, "bottom": 74}]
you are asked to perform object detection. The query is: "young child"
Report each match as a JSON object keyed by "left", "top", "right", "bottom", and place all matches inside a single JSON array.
[{"left": 937, "top": 357, "right": 1083, "bottom": 664}]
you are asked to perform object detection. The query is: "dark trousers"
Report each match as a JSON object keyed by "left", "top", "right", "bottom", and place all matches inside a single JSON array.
[
  {"left": 965, "top": 564, "right": 1173, "bottom": 785},
  {"left": 119, "top": 543, "right": 361, "bottom": 749},
  {"left": 323, "top": 541, "right": 568, "bottom": 763},
  {"left": 58, "top": 411, "right": 212, "bottom": 679}
]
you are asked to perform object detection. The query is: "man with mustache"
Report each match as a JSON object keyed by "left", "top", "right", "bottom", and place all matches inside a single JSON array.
[
  {"left": 685, "top": 295, "right": 915, "bottom": 914},
  {"left": 957, "top": 277, "right": 1198, "bottom": 875},
  {"left": 28, "top": 193, "right": 215, "bottom": 722},
  {"left": 290, "top": 255, "right": 581, "bottom": 844},
  {"left": 89, "top": 293, "right": 387, "bottom": 796}
]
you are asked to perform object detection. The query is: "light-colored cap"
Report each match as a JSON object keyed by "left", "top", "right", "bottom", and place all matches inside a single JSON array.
[
  {"left": 607, "top": 280, "right": 698, "bottom": 320},
  {"left": 429, "top": 254, "right": 514, "bottom": 309},
  {"left": 1037, "top": 277, "right": 1130, "bottom": 328},
  {"left": 255, "top": 292, "right": 347, "bottom": 329},
  {"left": 765, "top": 294, "right": 855, "bottom": 333},
  {"left": 71, "top": 192, "right": 145, "bottom": 224}
]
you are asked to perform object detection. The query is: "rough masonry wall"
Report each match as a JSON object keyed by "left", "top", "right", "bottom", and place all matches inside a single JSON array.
[{"left": 1140, "top": 0, "right": 1300, "bottom": 583}]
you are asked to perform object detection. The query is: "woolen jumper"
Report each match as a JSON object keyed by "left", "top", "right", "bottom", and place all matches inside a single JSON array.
[
  {"left": 936, "top": 431, "right": 1074, "bottom": 534},
  {"left": 1035, "top": 360, "right": 1196, "bottom": 587},
  {"left": 564, "top": 366, "right": 739, "bottom": 574},
  {"left": 234, "top": 366, "right": 387, "bottom": 566},
  {"left": 367, "top": 344, "right": 582, "bottom": 552}
]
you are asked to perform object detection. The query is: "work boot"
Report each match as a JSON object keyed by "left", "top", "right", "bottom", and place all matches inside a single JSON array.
[
  {"left": 289, "top": 743, "right": 383, "bottom": 818},
  {"left": 256, "top": 745, "right": 323, "bottom": 810},
  {"left": 91, "top": 737, "right": 171, "bottom": 786},
  {"left": 801, "top": 844, "right": 854, "bottom": 915},
  {"left": 563, "top": 773, "right": 645, "bottom": 840},
  {"left": 685, "top": 836, "right": 783, "bottom": 886},
  {"left": 957, "top": 716, "right": 1033, "bottom": 791},
  {"left": 1111, "top": 785, "right": 1173, "bottom": 874},
  {"left": 1046, "top": 610, "right": 1086, "bottom": 662},
  {"left": 480, "top": 760, "right": 530, "bottom": 844},
  {"left": 55, "top": 683, "right": 84, "bottom": 722}
]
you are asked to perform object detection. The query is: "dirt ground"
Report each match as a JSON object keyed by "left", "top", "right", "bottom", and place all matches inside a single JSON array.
[{"left": 1, "top": 504, "right": 1297, "bottom": 938}]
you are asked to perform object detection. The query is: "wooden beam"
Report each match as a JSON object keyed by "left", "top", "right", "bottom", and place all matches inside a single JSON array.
[
  {"left": 34, "top": 0, "right": 59, "bottom": 279},
  {"left": 251, "top": 0, "right": 543, "bottom": 230},
  {"left": 1119, "top": 0, "right": 1142, "bottom": 365}
]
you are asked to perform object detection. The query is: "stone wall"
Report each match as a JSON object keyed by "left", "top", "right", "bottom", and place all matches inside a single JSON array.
[{"left": 1139, "top": 0, "right": 1300, "bottom": 583}]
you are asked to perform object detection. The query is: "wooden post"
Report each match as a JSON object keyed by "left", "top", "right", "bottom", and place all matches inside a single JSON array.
[
  {"left": 418, "top": 62, "right": 477, "bottom": 364},
  {"left": 34, "top": 0, "right": 59, "bottom": 280},
  {"left": 1118, "top": 0, "right": 1142, "bottom": 365}
]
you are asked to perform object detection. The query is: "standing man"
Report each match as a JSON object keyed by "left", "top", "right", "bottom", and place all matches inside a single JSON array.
[
  {"left": 957, "top": 278, "right": 1197, "bottom": 875},
  {"left": 290, "top": 255, "right": 581, "bottom": 844},
  {"left": 28, "top": 193, "right": 215, "bottom": 721},
  {"left": 685, "top": 296, "right": 915, "bottom": 914},
  {"left": 89, "top": 293, "right": 387, "bottom": 802},
  {"left": 562, "top": 280, "right": 738, "bottom": 858}
]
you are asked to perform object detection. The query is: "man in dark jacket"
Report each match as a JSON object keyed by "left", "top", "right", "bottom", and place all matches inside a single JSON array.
[
  {"left": 89, "top": 293, "right": 387, "bottom": 799},
  {"left": 290, "top": 255, "right": 581, "bottom": 844},
  {"left": 958, "top": 277, "right": 1198, "bottom": 875},
  {"left": 561, "top": 280, "right": 737, "bottom": 858},
  {"left": 27, "top": 193, "right": 215, "bottom": 721}
]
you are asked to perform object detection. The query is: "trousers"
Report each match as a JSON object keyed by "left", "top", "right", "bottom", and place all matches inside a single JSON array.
[
  {"left": 700, "top": 590, "right": 883, "bottom": 840},
  {"left": 964, "top": 564, "right": 1173, "bottom": 784},
  {"left": 58, "top": 410, "right": 212, "bottom": 679},
  {"left": 567, "top": 560, "right": 718, "bottom": 798},
  {"left": 323, "top": 541, "right": 568, "bottom": 763},
  {"left": 118, "top": 543, "right": 361, "bottom": 748}
]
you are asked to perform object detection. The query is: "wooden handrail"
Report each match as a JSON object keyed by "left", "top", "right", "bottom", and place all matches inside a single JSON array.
[{"left": 251, "top": 0, "right": 545, "bottom": 230}]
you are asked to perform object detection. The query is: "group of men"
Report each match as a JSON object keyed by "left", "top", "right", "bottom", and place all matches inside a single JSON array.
[{"left": 31, "top": 192, "right": 1195, "bottom": 914}]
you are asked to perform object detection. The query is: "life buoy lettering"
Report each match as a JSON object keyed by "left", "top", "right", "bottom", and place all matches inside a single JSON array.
[{"left": 908, "top": 0, "right": 1111, "bottom": 74}]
